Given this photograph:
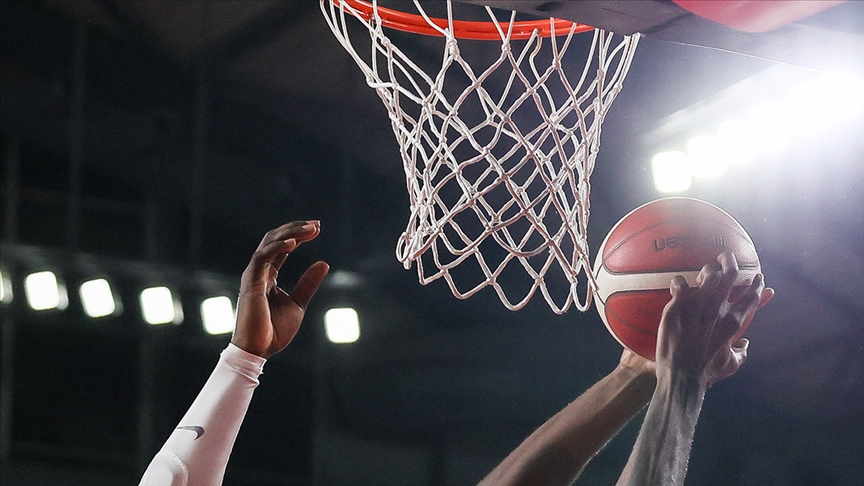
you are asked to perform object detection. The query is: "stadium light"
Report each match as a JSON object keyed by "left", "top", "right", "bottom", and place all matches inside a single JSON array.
[
  {"left": 651, "top": 151, "right": 691, "bottom": 193},
  {"left": 0, "top": 270, "right": 12, "bottom": 304},
  {"left": 140, "top": 286, "right": 182, "bottom": 325},
  {"left": 647, "top": 67, "right": 864, "bottom": 194},
  {"left": 201, "top": 296, "right": 235, "bottom": 335},
  {"left": 686, "top": 136, "right": 728, "bottom": 179},
  {"left": 325, "top": 307, "right": 360, "bottom": 344},
  {"left": 79, "top": 278, "right": 119, "bottom": 318},
  {"left": 746, "top": 103, "right": 791, "bottom": 152},
  {"left": 716, "top": 120, "right": 757, "bottom": 165},
  {"left": 819, "top": 72, "right": 864, "bottom": 121},
  {"left": 24, "top": 271, "right": 68, "bottom": 311}
]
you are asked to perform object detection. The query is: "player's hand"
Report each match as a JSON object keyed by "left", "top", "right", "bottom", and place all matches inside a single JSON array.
[
  {"left": 231, "top": 221, "right": 329, "bottom": 359},
  {"left": 655, "top": 251, "right": 774, "bottom": 385}
]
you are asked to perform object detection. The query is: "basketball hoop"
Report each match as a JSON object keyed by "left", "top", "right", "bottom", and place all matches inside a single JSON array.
[{"left": 321, "top": 0, "right": 640, "bottom": 313}]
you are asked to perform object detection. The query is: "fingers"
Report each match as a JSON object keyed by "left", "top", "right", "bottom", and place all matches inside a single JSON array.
[
  {"left": 290, "top": 261, "right": 330, "bottom": 310},
  {"left": 246, "top": 239, "right": 297, "bottom": 283},
  {"left": 707, "top": 338, "right": 749, "bottom": 386},
  {"left": 730, "top": 337, "right": 749, "bottom": 368},
  {"left": 731, "top": 337, "right": 748, "bottom": 351},
  {"left": 703, "top": 252, "right": 739, "bottom": 338},
  {"left": 256, "top": 221, "right": 320, "bottom": 251},
  {"left": 670, "top": 274, "right": 689, "bottom": 296},
  {"left": 714, "top": 251, "right": 739, "bottom": 300},
  {"left": 757, "top": 287, "right": 775, "bottom": 310},
  {"left": 724, "top": 274, "right": 766, "bottom": 339},
  {"left": 250, "top": 221, "right": 321, "bottom": 266},
  {"left": 243, "top": 220, "right": 322, "bottom": 289}
]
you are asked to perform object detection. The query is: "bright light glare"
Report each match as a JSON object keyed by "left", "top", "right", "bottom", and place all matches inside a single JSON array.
[
  {"left": 140, "top": 286, "right": 182, "bottom": 325},
  {"left": 652, "top": 151, "right": 691, "bottom": 193},
  {"left": 0, "top": 270, "right": 12, "bottom": 304},
  {"left": 79, "top": 278, "right": 118, "bottom": 318},
  {"left": 650, "top": 72, "right": 863, "bottom": 192},
  {"left": 717, "top": 120, "right": 757, "bottom": 165},
  {"left": 820, "top": 73, "right": 864, "bottom": 120},
  {"left": 747, "top": 103, "right": 791, "bottom": 152},
  {"left": 786, "top": 81, "right": 832, "bottom": 134},
  {"left": 201, "top": 296, "right": 235, "bottom": 335},
  {"left": 325, "top": 308, "right": 360, "bottom": 344},
  {"left": 24, "top": 271, "right": 67, "bottom": 311},
  {"left": 687, "top": 136, "right": 727, "bottom": 178}
]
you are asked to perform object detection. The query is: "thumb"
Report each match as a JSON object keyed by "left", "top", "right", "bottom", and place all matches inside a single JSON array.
[
  {"left": 757, "top": 287, "right": 775, "bottom": 310},
  {"left": 731, "top": 338, "right": 749, "bottom": 367},
  {"left": 289, "top": 261, "right": 330, "bottom": 309}
]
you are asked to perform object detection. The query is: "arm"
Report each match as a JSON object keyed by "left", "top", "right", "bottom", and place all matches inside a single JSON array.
[
  {"left": 616, "top": 251, "right": 773, "bottom": 486},
  {"left": 139, "top": 221, "right": 329, "bottom": 486},
  {"left": 479, "top": 351, "right": 656, "bottom": 486},
  {"left": 138, "top": 344, "right": 267, "bottom": 486}
]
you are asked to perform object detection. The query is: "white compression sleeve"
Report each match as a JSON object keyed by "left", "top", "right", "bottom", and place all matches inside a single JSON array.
[{"left": 139, "top": 343, "right": 266, "bottom": 486}]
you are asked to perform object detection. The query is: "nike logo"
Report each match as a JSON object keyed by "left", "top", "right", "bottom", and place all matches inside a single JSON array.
[{"left": 176, "top": 425, "right": 204, "bottom": 440}]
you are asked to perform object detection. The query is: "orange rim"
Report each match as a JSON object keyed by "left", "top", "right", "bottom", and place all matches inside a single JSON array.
[{"left": 332, "top": 0, "right": 594, "bottom": 40}]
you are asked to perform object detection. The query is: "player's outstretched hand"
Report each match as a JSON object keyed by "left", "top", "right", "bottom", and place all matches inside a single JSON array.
[
  {"left": 656, "top": 251, "right": 774, "bottom": 385},
  {"left": 231, "top": 221, "right": 329, "bottom": 359}
]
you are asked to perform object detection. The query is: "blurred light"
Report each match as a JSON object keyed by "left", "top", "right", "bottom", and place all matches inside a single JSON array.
[
  {"left": 79, "top": 278, "right": 119, "bottom": 318},
  {"left": 747, "top": 103, "right": 791, "bottom": 152},
  {"left": 201, "top": 296, "right": 235, "bottom": 335},
  {"left": 327, "top": 270, "right": 364, "bottom": 289},
  {"left": 325, "top": 307, "right": 360, "bottom": 344},
  {"left": 786, "top": 80, "right": 833, "bottom": 134},
  {"left": 0, "top": 270, "right": 12, "bottom": 304},
  {"left": 716, "top": 120, "right": 757, "bottom": 164},
  {"left": 819, "top": 72, "right": 864, "bottom": 120},
  {"left": 652, "top": 151, "right": 691, "bottom": 193},
  {"left": 140, "top": 286, "right": 182, "bottom": 325},
  {"left": 686, "top": 136, "right": 727, "bottom": 178},
  {"left": 24, "top": 271, "right": 68, "bottom": 311}
]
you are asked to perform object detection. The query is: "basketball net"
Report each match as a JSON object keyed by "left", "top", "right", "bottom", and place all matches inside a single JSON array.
[{"left": 321, "top": 0, "right": 640, "bottom": 313}]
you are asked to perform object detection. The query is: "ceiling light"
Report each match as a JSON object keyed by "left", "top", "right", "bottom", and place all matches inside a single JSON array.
[
  {"left": 819, "top": 72, "right": 864, "bottom": 120},
  {"left": 686, "top": 136, "right": 727, "bottom": 179},
  {"left": 747, "top": 103, "right": 791, "bottom": 152},
  {"left": 201, "top": 296, "right": 235, "bottom": 335},
  {"left": 0, "top": 270, "right": 12, "bottom": 304},
  {"left": 716, "top": 120, "right": 757, "bottom": 165},
  {"left": 79, "top": 278, "right": 119, "bottom": 318},
  {"left": 24, "top": 271, "right": 68, "bottom": 311},
  {"left": 325, "top": 307, "right": 360, "bottom": 344},
  {"left": 140, "top": 286, "right": 182, "bottom": 325},
  {"left": 651, "top": 151, "right": 691, "bottom": 193}
]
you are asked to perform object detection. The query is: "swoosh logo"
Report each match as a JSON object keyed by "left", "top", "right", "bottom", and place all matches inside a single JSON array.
[{"left": 176, "top": 425, "right": 204, "bottom": 440}]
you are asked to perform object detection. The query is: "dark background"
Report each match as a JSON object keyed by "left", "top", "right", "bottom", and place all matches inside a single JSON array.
[{"left": 1, "top": 1, "right": 862, "bottom": 485}]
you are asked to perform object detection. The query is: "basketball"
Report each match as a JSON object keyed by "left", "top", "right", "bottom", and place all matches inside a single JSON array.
[{"left": 593, "top": 197, "right": 761, "bottom": 360}]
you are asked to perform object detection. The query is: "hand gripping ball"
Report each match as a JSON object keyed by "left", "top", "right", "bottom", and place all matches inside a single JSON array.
[{"left": 593, "top": 197, "right": 760, "bottom": 360}]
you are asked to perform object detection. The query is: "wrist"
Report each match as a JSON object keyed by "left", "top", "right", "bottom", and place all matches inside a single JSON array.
[
  {"left": 230, "top": 332, "right": 269, "bottom": 359},
  {"left": 655, "top": 366, "right": 708, "bottom": 405},
  {"left": 614, "top": 362, "right": 657, "bottom": 390}
]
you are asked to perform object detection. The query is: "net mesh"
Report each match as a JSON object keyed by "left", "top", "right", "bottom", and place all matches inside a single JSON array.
[{"left": 321, "top": 0, "right": 639, "bottom": 313}]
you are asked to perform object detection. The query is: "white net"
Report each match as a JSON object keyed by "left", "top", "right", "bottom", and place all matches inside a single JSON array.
[{"left": 321, "top": 0, "right": 639, "bottom": 313}]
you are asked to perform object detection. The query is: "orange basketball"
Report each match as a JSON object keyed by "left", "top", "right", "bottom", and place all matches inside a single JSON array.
[{"left": 593, "top": 197, "right": 760, "bottom": 360}]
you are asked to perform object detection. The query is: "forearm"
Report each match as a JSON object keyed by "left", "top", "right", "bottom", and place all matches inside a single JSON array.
[
  {"left": 139, "top": 344, "right": 266, "bottom": 486},
  {"left": 479, "top": 365, "right": 656, "bottom": 486},
  {"left": 616, "top": 370, "right": 707, "bottom": 486}
]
